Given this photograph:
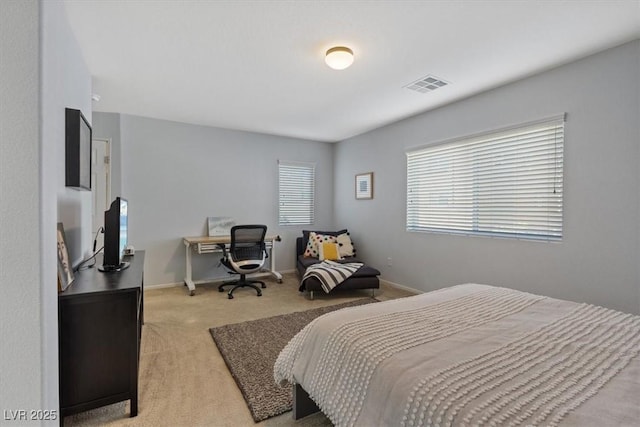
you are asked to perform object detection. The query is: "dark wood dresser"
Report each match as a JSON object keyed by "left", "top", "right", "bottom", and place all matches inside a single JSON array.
[{"left": 58, "top": 251, "right": 144, "bottom": 423}]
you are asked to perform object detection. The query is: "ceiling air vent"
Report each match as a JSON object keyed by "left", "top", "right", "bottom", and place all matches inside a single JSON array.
[{"left": 404, "top": 75, "right": 449, "bottom": 93}]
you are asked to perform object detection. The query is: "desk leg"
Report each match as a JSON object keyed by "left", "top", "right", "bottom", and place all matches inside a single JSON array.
[
  {"left": 269, "top": 238, "right": 283, "bottom": 283},
  {"left": 184, "top": 241, "right": 196, "bottom": 296}
]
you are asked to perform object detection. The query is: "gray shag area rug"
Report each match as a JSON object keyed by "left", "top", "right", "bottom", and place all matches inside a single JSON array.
[{"left": 209, "top": 298, "right": 378, "bottom": 422}]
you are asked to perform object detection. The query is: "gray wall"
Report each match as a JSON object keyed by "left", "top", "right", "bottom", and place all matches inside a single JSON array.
[
  {"left": 0, "top": 0, "right": 92, "bottom": 418},
  {"left": 43, "top": 0, "right": 93, "bottom": 413},
  {"left": 1, "top": 0, "right": 43, "bottom": 415},
  {"left": 92, "top": 112, "right": 122, "bottom": 197},
  {"left": 94, "top": 114, "right": 334, "bottom": 286},
  {"left": 43, "top": 0, "right": 93, "bottom": 415},
  {"left": 335, "top": 40, "right": 640, "bottom": 314}
]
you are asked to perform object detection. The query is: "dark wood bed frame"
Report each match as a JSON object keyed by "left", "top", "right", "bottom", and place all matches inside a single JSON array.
[{"left": 293, "top": 384, "right": 321, "bottom": 420}]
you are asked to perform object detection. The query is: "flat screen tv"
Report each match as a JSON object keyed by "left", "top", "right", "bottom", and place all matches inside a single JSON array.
[
  {"left": 99, "top": 197, "right": 130, "bottom": 272},
  {"left": 65, "top": 108, "right": 92, "bottom": 190}
]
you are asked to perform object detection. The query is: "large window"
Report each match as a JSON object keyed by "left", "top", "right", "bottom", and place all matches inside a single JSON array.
[
  {"left": 406, "top": 115, "right": 565, "bottom": 241},
  {"left": 278, "top": 160, "right": 315, "bottom": 226}
]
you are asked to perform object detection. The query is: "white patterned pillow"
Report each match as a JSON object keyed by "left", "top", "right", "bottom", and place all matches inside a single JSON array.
[
  {"left": 336, "top": 232, "right": 355, "bottom": 257},
  {"left": 303, "top": 232, "right": 338, "bottom": 258}
]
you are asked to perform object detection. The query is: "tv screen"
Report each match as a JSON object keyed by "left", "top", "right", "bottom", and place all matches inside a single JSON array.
[
  {"left": 99, "top": 197, "right": 130, "bottom": 272},
  {"left": 65, "top": 108, "right": 92, "bottom": 190}
]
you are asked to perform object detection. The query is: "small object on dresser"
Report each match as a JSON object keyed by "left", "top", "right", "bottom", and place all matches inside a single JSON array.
[{"left": 57, "top": 222, "right": 74, "bottom": 292}]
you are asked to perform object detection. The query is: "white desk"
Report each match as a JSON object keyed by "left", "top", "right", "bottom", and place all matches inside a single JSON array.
[{"left": 182, "top": 234, "right": 282, "bottom": 296}]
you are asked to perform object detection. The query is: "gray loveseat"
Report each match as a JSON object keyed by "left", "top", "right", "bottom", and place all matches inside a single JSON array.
[{"left": 296, "top": 230, "right": 380, "bottom": 299}]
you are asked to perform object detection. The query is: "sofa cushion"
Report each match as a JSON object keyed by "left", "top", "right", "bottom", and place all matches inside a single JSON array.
[
  {"left": 318, "top": 242, "right": 342, "bottom": 261},
  {"left": 298, "top": 255, "right": 322, "bottom": 269},
  {"left": 302, "top": 229, "right": 348, "bottom": 252},
  {"left": 300, "top": 275, "right": 380, "bottom": 292},
  {"left": 303, "top": 232, "right": 338, "bottom": 257},
  {"left": 336, "top": 232, "right": 355, "bottom": 257},
  {"left": 297, "top": 255, "right": 379, "bottom": 277}
]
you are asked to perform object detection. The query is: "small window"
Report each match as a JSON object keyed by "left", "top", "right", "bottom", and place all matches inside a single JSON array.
[
  {"left": 278, "top": 161, "right": 315, "bottom": 226},
  {"left": 406, "top": 115, "right": 565, "bottom": 241}
]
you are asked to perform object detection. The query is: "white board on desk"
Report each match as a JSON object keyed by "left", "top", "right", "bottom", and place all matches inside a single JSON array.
[{"left": 207, "top": 217, "right": 235, "bottom": 237}]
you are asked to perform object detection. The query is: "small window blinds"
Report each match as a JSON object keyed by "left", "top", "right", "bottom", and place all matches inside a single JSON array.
[
  {"left": 406, "top": 115, "right": 565, "bottom": 241},
  {"left": 278, "top": 161, "right": 315, "bottom": 226}
]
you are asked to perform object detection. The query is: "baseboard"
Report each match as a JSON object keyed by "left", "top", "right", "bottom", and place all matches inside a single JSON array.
[
  {"left": 379, "top": 278, "right": 423, "bottom": 295},
  {"left": 144, "top": 269, "right": 298, "bottom": 291},
  {"left": 147, "top": 274, "right": 410, "bottom": 293},
  {"left": 144, "top": 282, "right": 184, "bottom": 290}
]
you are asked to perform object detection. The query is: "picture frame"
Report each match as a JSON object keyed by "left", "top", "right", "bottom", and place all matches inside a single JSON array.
[
  {"left": 208, "top": 216, "right": 236, "bottom": 237},
  {"left": 57, "top": 222, "right": 74, "bottom": 292},
  {"left": 355, "top": 172, "right": 374, "bottom": 200}
]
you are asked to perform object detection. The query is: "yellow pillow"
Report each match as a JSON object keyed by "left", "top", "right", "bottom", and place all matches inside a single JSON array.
[
  {"left": 303, "top": 232, "right": 337, "bottom": 257},
  {"left": 318, "top": 242, "right": 341, "bottom": 261}
]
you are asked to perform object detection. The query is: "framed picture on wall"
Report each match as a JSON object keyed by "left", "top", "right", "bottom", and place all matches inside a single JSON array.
[
  {"left": 57, "top": 222, "right": 74, "bottom": 292},
  {"left": 355, "top": 172, "right": 374, "bottom": 200}
]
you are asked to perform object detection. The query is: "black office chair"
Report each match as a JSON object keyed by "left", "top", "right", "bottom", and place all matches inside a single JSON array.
[{"left": 219, "top": 224, "right": 268, "bottom": 299}]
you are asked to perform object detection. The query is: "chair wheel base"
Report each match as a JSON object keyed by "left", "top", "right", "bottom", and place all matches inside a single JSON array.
[{"left": 220, "top": 279, "right": 264, "bottom": 299}]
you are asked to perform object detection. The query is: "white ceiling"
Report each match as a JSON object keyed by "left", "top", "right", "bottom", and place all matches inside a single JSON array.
[{"left": 63, "top": 1, "right": 640, "bottom": 142}]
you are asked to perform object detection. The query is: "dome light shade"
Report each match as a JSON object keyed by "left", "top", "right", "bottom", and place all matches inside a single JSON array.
[{"left": 325, "top": 46, "right": 354, "bottom": 70}]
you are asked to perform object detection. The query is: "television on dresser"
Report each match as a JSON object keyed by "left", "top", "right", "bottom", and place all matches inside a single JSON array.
[{"left": 99, "top": 197, "right": 130, "bottom": 272}]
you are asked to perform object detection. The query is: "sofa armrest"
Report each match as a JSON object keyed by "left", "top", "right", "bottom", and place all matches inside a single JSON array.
[{"left": 296, "top": 237, "right": 305, "bottom": 256}]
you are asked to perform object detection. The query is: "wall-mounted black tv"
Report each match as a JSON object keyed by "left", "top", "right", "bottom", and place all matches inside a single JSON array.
[
  {"left": 99, "top": 197, "right": 130, "bottom": 272},
  {"left": 65, "top": 108, "right": 92, "bottom": 190}
]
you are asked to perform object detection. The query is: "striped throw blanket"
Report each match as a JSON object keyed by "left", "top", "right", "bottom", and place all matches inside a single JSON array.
[{"left": 302, "top": 260, "right": 363, "bottom": 293}]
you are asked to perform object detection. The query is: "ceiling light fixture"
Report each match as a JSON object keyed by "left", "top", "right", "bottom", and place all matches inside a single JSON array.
[{"left": 325, "top": 46, "right": 354, "bottom": 70}]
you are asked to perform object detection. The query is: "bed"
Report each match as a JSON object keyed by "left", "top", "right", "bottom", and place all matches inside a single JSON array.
[{"left": 274, "top": 284, "right": 640, "bottom": 426}]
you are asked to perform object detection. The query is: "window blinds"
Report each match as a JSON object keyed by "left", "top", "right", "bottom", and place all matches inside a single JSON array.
[
  {"left": 406, "top": 116, "right": 564, "bottom": 241},
  {"left": 278, "top": 161, "right": 315, "bottom": 226}
]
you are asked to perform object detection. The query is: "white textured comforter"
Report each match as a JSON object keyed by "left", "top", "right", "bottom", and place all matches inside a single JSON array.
[{"left": 274, "top": 284, "right": 640, "bottom": 426}]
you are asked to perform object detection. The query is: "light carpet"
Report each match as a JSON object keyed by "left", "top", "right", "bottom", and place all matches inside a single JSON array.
[
  {"left": 62, "top": 273, "right": 414, "bottom": 426},
  {"left": 209, "top": 298, "right": 378, "bottom": 422}
]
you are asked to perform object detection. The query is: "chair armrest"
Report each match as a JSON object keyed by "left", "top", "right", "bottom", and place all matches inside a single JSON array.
[{"left": 217, "top": 243, "right": 228, "bottom": 259}]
